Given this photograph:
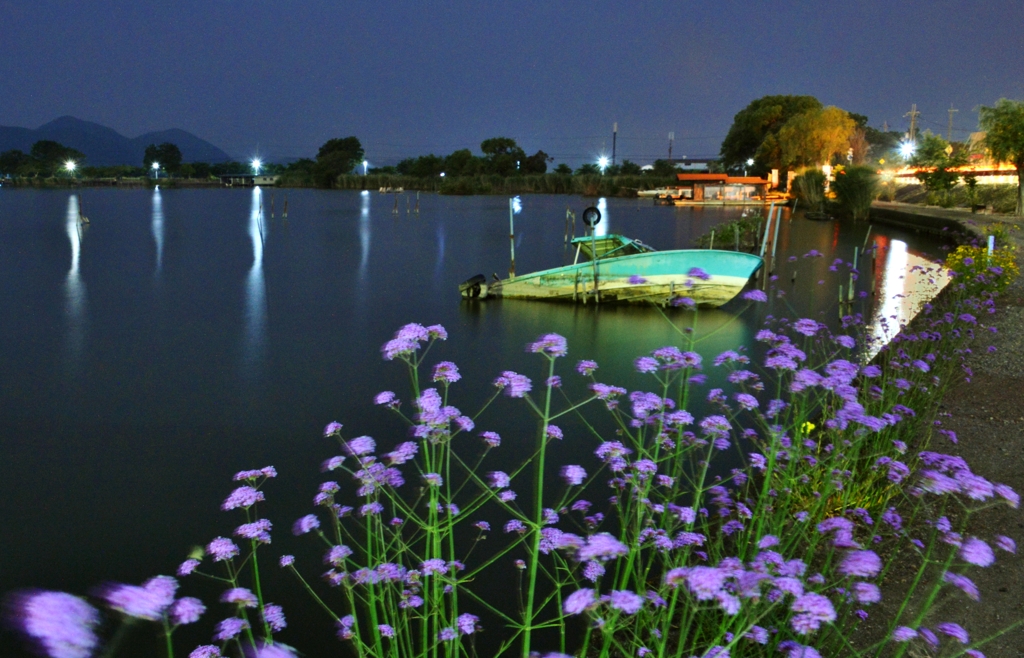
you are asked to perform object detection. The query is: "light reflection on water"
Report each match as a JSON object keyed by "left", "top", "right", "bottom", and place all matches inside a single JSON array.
[
  {"left": 242, "top": 186, "right": 267, "bottom": 378},
  {"left": 151, "top": 186, "right": 164, "bottom": 274},
  {"left": 63, "top": 194, "right": 87, "bottom": 367}
]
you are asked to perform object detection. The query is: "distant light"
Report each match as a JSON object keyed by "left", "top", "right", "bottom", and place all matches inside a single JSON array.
[
  {"left": 899, "top": 142, "right": 915, "bottom": 160},
  {"left": 362, "top": 159, "right": 369, "bottom": 175},
  {"left": 598, "top": 156, "right": 610, "bottom": 172},
  {"left": 152, "top": 162, "right": 160, "bottom": 170},
  {"left": 440, "top": 172, "right": 446, "bottom": 177},
  {"left": 64, "top": 160, "right": 76, "bottom": 173},
  {"left": 746, "top": 158, "right": 754, "bottom": 166},
  {"left": 251, "top": 158, "right": 262, "bottom": 174}
]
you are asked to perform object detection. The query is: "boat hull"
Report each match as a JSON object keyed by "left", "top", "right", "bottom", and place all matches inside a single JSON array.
[{"left": 468, "top": 250, "right": 763, "bottom": 307}]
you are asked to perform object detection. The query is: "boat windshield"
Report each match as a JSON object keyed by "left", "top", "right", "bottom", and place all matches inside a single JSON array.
[{"left": 572, "top": 234, "right": 656, "bottom": 261}]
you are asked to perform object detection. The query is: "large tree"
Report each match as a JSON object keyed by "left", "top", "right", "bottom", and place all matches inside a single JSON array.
[
  {"left": 0, "top": 149, "right": 32, "bottom": 176},
  {"left": 909, "top": 132, "right": 968, "bottom": 198},
  {"left": 480, "top": 137, "right": 526, "bottom": 176},
  {"left": 775, "top": 106, "right": 856, "bottom": 168},
  {"left": 979, "top": 98, "right": 1024, "bottom": 215},
  {"left": 312, "top": 137, "right": 364, "bottom": 188},
  {"left": 29, "top": 140, "right": 85, "bottom": 175},
  {"left": 143, "top": 142, "right": 183, "bottom": 174},
  {"left": 719, "top": 95, "right": 823, "bottom": 171}
]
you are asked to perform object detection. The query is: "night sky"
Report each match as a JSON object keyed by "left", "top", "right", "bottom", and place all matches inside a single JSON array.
[{"left": 2, "top": 0, "right": 1023, "bottom": 166}]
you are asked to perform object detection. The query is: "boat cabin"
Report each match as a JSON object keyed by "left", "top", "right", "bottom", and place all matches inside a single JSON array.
[
  {"left": 571, "top": 234, "right": 656, "bottom": 263},
  {"left": 674, "top": 173, "right": 771, "bottom": 202}
]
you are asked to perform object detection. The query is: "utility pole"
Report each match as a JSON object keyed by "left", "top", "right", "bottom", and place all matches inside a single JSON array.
[
  {"left": 882, "top": 120, "right": 888, "bottom": 132},
  {"left": 668, "top": 132, "right": 674, "bottom": 161},
  {"left": 612, "top": 122, "right": 617, "bottom": 166},
  {"left": 947, "top": 104, "right": 958, "bottom": 142},
  {"left": 904, "top": 104, "right": 920, "bottom": 144}
]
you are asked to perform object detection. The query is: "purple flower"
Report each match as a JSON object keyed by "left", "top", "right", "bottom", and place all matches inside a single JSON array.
[
  {"left": 687, "top": 267, "right": 711, "bottom": 281},
  {"left": 235, "top": 519, "right": 272, "bottom": 544},
  {"left": 792, "top": 319, "right": 820, "bottom": 336},
  {"left": 563, "top": 588, "right": 597, "bottom": 615},
  {"left": 672, "top": 296, "right": 696, "bottom": 308},
  {"left": 474, "top": 521, "right": 490, "bottom": 531},
  {"left": 742, "top": 289, "right": 768, "bottom": 302},
  {"left": 834, "top": 334, "right": 856, "bottom": 348},
  {"left": 838, "top": 551, "right": 881, "bottom": 578},
  {"left": 609, "top": 590, "right": 644, "bottom": 614},
  {"left": 734, "top": 393, "right": 759, "bottom": 410},
  {"left": 489, "top": 471, "right": 511, "bottom": 488},
  {"left": 892, "top": 626, "right": 918, "bottom": 641},
  {"left": 936, "top": 622, "right": 969, "bottom": 643},
  {"left": 170, "top": 597, "right": 206, "bottom": 625},
  {"left": 262, "top": 603, "right": 286, "bottom": 632},
  {"left": 789, "top": 592, "right": 836, "bottom": 634},
  {"left": 561, "top": 465, "right": 586, "bottom": 485},
  {"left": 344, "top": 436, "right": 376, "bottom": 456},
  {"left": 213, "top": 617, "right": 248, "bottom": 641},
  {"left": 635, "top": 356, "right": 659, "bottom": 373},
  {"left": 494, "top": 371, "right": 532, "bottom": 397},
  {"left": 221, "top": 588, "right": 257, "bottom": 608},
  {"left": 221, "top": 486, "right": 265, "bottom": 511},
  {"left": 684, "top": 567, "right": 726, "bottom": 600},
  {"left": 102, "top": 576, "right": 178, "bottom": 620},
  {"left": 279, "top": 555, "right": 295, "bottom": 568},
  {"left": 546, "top": 425, "right": 563, "bottom": 440},
  {"left": 323, "top": 421, "right": 343, "bottom": 436},
  {"left": 852, "top": 582, "right": 880, "bottom": 604},
  {"left": 504, "top": 520, "right": 526, "bottom": 534},
  {"left": 529, "top": 333, "right": 568, "bottom": 357},
  {"left": 189, "top": 646, "right": 222, "bottom": 658},
  {"left": 578, "top": 533, "right": 628, "bottom": 562},
  {"left": 292, "top": 515, "right": 320, "bottom": 535},
  {"left": 438, "top": 627, "right": 457, "bottom": 641},
  {"left": 995, "top": 535, "right": 1016, "bottom": 553},
  {"left": 423, "top": 473, "right": 443, "bottom": 486},
  {"left": 576, "top": 359, "right": 598, "bottom": 375},
  {"left": 377, "top": 624, "right": 395, "bottom": 638},
  {"left": 456, "top": 613, "right": 479, "bottom": 635},
  {"left": 432, "top": 361, "right": 461, "bottom": 384},
  {"left": 758, "top": 535, "right": 780, "bottom": 549},
  {"left": 178, "top": 559, "right": 200, "bottom": 576},
  {"left": 481, "top": 431, "right": 501, "bottom": 447},
  {"left": 374, "top": 391, "right": 397, "bottom": 406},
  {"left": 960, "top": 537, "right": 995, "bottom": 566},
  {"left": 9, "top": 591, "right": 100, "bottom": 658}
]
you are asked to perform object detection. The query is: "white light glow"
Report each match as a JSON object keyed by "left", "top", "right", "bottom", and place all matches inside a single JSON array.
[
  {"left": 152, "top": 162, "right": 160, "bottom": 170},
  {"left": 899, "top": 142, "right": 915, "bottom": 160},
  {"left": 512, "top": 196, "right": 523, "bottom": 215},
  {"left": 251, "top": 158, "right": 262, "bottom": 174},
  {"left": 64, "top": 160, "right": 76, "bottom": 173},
  {"left": 746, "top": 158, "right": 754, "bottom": 166},
  {"left": 598, "top": 156, "right": 610, "bottom": 172}
]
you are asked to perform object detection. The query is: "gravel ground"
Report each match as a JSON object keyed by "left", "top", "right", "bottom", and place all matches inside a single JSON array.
[{"left": 869, "top": 206, "right": 1024, "bottom": 657}]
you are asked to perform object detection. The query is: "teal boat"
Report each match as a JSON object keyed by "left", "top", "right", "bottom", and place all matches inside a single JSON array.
[{"left": 460, "top": 233, "right": 764, "bottom": 307}]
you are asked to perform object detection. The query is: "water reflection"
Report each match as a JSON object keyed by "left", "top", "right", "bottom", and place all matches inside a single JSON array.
[
  {"left": 152, "top": 186, "right": 164, "bottom": 275},
  {"left": 435, "top": 222, "right": 446, "bottom": 280},
  {"left": 866, "top": 238, "right": 949, "bottom": 355},
  {"left": 242, "top": 187, "right": 267, "bottom": 377},
  {"left": 64, "top": 195, "right": 87, "bottom": 366},
  {"left": 359, "top": 190, "right": 371, "bottom": 280}
]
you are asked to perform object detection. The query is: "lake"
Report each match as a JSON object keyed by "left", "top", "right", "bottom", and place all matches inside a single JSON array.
[{"left": 0, "top": 188, "right": 949, "bottom": 656}]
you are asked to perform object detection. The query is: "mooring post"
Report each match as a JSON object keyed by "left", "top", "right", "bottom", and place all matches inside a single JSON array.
[
  {"left": 759, "top": 203, "right": 775, "bottom": 258},
  {"left": 509, "top": 198, "right": 516, "bottom": 278},
  {"left": 709, "top": 230, "right": 715, "bottom": 250}
]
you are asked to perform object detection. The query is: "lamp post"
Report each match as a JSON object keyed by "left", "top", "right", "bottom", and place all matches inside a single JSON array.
[
  {"left": 152, "top": 162, "right": 160, "bottom": 180},
  {"left": 745, "top": 158, "right": 754, "bottom": 177},
  {"left": 363, "top": 160, "right": 368, "bottom": 176},
  {"left": 251, "top": 158, "right": 262, "bottom": 175},
  {"left": 64, "top": 160, "right": 77, "bottom": 179},
  {"left": 598, "top": 156, "right": 609, "bottom": 175}
]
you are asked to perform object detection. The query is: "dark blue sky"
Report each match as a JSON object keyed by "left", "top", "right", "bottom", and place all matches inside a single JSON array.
[{"left": 2, "top": 0, "right": 1022, "bottom": 166}]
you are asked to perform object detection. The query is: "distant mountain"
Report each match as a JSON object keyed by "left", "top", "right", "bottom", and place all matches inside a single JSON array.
[{"left": 0, "top": 116, "right": 232, "bottom": 166}]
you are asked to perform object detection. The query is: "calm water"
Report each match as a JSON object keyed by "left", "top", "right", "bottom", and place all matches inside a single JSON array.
[{"left": 0, "top": 188, "right": 948, "bottom": 655}]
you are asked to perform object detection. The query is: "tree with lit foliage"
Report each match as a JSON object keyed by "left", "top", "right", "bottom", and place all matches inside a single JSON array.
[
  {"left": 774, "top": 107, "right": 856, "bottom": 169},
  {"left": 909, "top": 132, "right": 968, "bottom": 206},
  {"left": 979, "top": 98, "right": 1024, "bottom": 215},
  {"left": 720, "top": 95, "right": 823, "bottom": 171}
]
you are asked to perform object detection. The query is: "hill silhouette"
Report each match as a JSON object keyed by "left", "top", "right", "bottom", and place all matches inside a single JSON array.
[{"left": 0, "top": 116, "right": 232, "bottom": 166}]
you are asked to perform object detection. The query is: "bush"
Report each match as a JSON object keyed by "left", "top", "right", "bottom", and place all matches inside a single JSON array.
[
  {"left": 792, "top": 169, "right": 826, "bottom": 210},
  {"left": 832, "top": 165, "right": 879, "bottom": 221}
]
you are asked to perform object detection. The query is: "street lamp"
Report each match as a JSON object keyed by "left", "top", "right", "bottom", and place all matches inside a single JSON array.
[
  {"left": 64, "top": 160, "right": 77, "bottom": 177},
  {"left": 152, "top": 161, "right": 160, "bottom": 179},
  {"left": 363, "top": 160, "right": 368, "bottom": 175},
  {"left": 251, "top": 158, "right": 262, "bottom": 175},
  {"left": 598, "top": 156, "right": 609, "bottom": 174},
  {"left": 745, "top": 158, "right": 754, "bottom": 176},
  {"left": 899, "top": 141, "right": 915, "bottom": 160}
]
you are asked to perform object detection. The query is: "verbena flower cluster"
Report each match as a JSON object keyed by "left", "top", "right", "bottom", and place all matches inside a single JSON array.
[{"left": 3, "top": 247, "right": 1017, "bottom": 658}]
